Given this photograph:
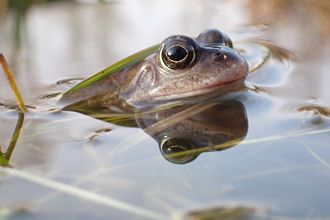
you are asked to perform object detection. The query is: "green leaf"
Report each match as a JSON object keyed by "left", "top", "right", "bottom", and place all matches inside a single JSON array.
[{"left": 60, "top": 44, "right": 160, "bottom": 96}]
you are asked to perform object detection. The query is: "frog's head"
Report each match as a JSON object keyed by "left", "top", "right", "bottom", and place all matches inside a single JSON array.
[{"left": 120, "top": 29, "right": 249, "bottom": 107}]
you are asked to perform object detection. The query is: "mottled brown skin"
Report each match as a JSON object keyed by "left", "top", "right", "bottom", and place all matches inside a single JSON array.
[{"left": 61, "top": 29, "right": 249, "bottom": 112}]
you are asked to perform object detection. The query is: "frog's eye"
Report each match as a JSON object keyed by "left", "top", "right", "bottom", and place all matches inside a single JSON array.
[
  {"left": 167, "top": 46, "right": 187, "bottom": 61},
  {"left": 196, "top": 29, "right": 233, "bottom": 48},
  {"left": 161, "top": 41, "right": 195, "bottom": 70},
  {"left": 160, "top": 137, "right": 199, "bottom": 164},
  {"left": 223, "top": 35, "right": 233, "bottom": 49}
]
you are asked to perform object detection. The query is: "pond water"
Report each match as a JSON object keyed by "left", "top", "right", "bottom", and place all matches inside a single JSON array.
[{"left": 0, "top": 0, "right": 330, "bottom": 219}]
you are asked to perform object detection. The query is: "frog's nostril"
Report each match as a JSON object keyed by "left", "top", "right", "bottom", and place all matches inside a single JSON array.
[{"left": 213, "top": 51, "right": 226, "bottom": 62}]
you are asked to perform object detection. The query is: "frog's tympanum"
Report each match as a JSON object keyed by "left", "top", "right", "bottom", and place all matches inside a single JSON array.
[{"left": 61, "top": 29, "right": 249, "bottom": 112}]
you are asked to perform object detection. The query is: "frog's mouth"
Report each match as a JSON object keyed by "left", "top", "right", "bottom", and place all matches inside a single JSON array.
[{"left": 152, "top": 76, "right": 246, "bottom": 102}]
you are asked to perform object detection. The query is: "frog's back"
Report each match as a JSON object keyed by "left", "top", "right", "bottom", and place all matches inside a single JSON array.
[{"left": 60, "top": 65, "right": 134, "bottom": 104}]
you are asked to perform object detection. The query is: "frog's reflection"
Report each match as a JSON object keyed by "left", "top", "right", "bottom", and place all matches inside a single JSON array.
[
  {"left": 64, "top": 99, "right": 248, "bottom": 164},
  {"left": 136, "top": 100, "right": 248, "bottom": 164}
]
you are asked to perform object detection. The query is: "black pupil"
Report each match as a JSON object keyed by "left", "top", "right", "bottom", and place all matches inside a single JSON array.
[{"left": 167, "top": 46, "right": 187, "bottom": 61}]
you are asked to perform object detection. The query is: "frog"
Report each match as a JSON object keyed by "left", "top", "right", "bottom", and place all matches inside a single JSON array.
[{"left": 60, "top": 29, "right": 249, "bottom": 112}]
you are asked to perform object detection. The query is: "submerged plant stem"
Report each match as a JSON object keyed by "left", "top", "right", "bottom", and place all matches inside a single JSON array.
[
  {"left": 0, "top": 167, "right": 170, "bottom": 220},
  {"left": 0, "top": 111, "right": 24, "bottom": 167},
  {"left": 3, "top": 112, "right": 24, "bottom": 162},
  {"left": 0, "top": 54, "right": 27, "bottom": 112}
]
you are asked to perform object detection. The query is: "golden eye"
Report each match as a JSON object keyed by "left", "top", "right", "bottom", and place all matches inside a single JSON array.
[{"left": 161, "top": 40, "right": 195, "bottom": 70}]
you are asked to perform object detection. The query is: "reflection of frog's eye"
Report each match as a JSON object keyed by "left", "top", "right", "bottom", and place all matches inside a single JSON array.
[
  {"left": 161, "top": 41, "right": 195, "bottom": 70},
  {"left": 160, "top": 137, "right": 198, "bottom": 164}
]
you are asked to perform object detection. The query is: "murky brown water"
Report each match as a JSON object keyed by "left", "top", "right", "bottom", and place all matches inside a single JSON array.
[{"left": 1, "top": 0, "right": 330, "bottom": 219}]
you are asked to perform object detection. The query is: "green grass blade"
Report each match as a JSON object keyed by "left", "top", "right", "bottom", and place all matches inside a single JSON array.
[
  {"left": 61, "top": 44, "right": 159, "bottom": 96},
  {"left": 0, "top": 54, "right": 27, "bottom": 112}
]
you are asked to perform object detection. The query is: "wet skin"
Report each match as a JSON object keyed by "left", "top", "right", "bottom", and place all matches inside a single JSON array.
[{"left": 61, "top": 29, "right": 249, "bottom": 111}]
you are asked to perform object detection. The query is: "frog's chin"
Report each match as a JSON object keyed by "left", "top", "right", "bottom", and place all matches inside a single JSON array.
[{"left": 152, "top": 77, "right": 246, "bottom": 102}]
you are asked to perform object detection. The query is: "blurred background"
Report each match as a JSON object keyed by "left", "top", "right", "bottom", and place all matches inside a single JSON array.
[{"left": 1, "top": 0, "right": 330, "bottom": 106}]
